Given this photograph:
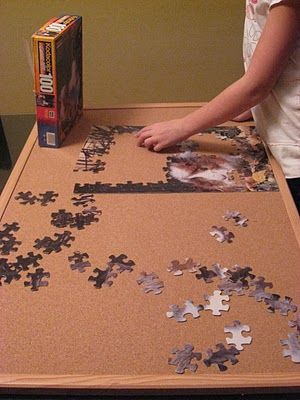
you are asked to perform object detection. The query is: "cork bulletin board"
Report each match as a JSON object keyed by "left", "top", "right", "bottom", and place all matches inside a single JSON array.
[{"left": 0, "top": 105, "right": 299, "bottom": 392}]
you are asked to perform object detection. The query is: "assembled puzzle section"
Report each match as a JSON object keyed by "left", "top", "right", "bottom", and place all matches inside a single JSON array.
[
  {"left": 32, "top": 15, "right": 82, "bottom": 148},
  {"left": 73, "top": 125, "right": 279, "bottom": 194}
]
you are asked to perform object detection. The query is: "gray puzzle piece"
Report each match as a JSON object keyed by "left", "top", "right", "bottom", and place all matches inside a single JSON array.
[
  {"left": 166, "top": 300, "right": 204, "bottom": 322},
  {"left": 137, "top": 271, "right": 164, "bottom": 294},
  {"left": 168, "top": 343, "right": 202, "bottom": 374},
  {"left": 224, "top": 320, "right": 252, "bottom": 350},
  {"left": 248, "top": 276, "right": 273, "bottom": 302},
  {"left": 280, "top": 333, "right": 300, "bottom": 363}
]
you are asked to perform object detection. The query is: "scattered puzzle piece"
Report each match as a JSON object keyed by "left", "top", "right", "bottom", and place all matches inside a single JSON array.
[
  {"left": 289, "top": 313, "right": 300, "bottom": 333},
  {"left": 204, "top": 290, "right": 230, "bottom": 315},
  {"left": 223, "top": 210, "right": 248, "bottom": 227},
  {"left": 248, "top": 276, "right": 273, "bottom": 302},
  {"left": 264, "top": 294, "right": 297, "bottom": 316},
  {"left": 195, "top": 266, "right": 217, "bottom": 283},
  {"left": 166, "top": 300, "right": 204, "bottom": 322},
  {"left": 15, "top": 191, "right": 38, "bottom": 205},
  {"left": 218, "top": 278, "right": 245, "bottom": 296},
  {"left": 0, "top": 236, "right": 21, "bottom": 255},
  {"left": 212, "top": 263, "right": 228, "bottom": 279},
  {"left": 68, "top": 251, "right": 91, "bottom": 272},
  {"left": 51, "top": 209, "right": 74, "bottom": 228},
  {"left": 227, "top": 265, "right": 255, "bottom": 289},
  {"left": 280, "top": 333, "right": 300, "bottom": 363},
  {"left": 38, "top": 191, "right": 58, "bottom": 206},
  {"left": 24, "top": 268, "right": 50, "bottom": 291},
  {"left": 168, "top": 344, "right": 202, "bottom": 374},
  {"left": 0, "top": 258, "right": 22, "bottom": 285},
  {"left": 167, "top": 258, "right": 199, "bottom": 276},
  {"left": 137, "top": 272, "right": 164, "bottom": 294},
  {"left": 108, "top": 254, "right": 135, "bottom": 273},
  {"left": 71, "top": 194, "right": 95, "bottom": 207},
  {"left": 209, "top": 226, "right": 234, "bottom": 243},
  {"left": 203, "top": 343, "right": 240, "bottom": 371},
  {"left": 88, "top": 266, "right": 118, "bottom": 288},
  {"left": 224, "top": 320, "right": 252, "bottom": 350}
]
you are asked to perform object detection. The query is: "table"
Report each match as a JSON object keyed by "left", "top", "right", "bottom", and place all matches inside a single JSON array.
[{"left": 0, "top": 104, "right": 299, "bottom": 394}]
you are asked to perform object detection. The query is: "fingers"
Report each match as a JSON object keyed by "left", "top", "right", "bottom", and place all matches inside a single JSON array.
[{"left": 136, "top": 133, "right": 151, "bottom": 147}]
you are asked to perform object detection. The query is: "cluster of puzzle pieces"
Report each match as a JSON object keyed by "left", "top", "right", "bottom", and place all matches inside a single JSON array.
[
  {"left": 166, "top": 255, "right": 299, "bottom": 372},
  {"left": 51, "top": 207, "right": 101, "bottom": 230},
  {"left": 3, "top": 174, "right": 299, "bottom": 376},
  {"left": 209, "top": 210, "right": 248, "bottom": 243},
  {"left": 168, "top": 319, "right": 252, "bottom": 373}
]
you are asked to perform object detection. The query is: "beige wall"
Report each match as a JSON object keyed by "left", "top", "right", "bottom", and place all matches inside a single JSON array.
[{"left": 0, "top": 0, "right": 245, "bottom": 115}]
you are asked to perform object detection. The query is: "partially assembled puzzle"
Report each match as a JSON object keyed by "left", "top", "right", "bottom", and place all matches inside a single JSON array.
[{"left": 73, "top": 125, "right": 279, "bottom": 194}]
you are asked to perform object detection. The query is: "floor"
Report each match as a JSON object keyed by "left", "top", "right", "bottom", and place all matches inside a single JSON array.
[{"left": 0, "top": 114, "right": 36, "bottom": 193}]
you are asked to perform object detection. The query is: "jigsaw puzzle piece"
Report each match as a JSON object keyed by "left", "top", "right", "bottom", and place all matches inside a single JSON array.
[
  {"left": 166, "top": 300, "right": 204, "bottom": 322},
  {"left": 168, "top": 344, "right": 202, "bottom": 374},
  {"left": 167, "top": 258, "right": 199, "bottom": 276},
  {"left": 280, "top": 333, "right": 300, "bottom": 363},
  {"left": 136, "top": 271, "right": 164, "bottom": 294},
  {"left": 209, "top": 226, "right": 234, "bottom": 243},
  {"left": 224, "top": 320, "right": 252, "bottom": 350},
  {"left": 204, "top": 290, "right": 230, "bottom": 316},
  {"left": 203, "top": 343, "right": 240, "bottom": 371}
]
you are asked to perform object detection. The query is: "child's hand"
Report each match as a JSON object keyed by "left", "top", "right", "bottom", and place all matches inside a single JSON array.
[{"left": 135, "top": 118, "right": 190, "bottom": 151}]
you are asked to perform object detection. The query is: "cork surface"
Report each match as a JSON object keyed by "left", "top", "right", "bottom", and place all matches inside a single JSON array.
[{"left": 0, "top": 108, "right": 299, "bottom": 387}]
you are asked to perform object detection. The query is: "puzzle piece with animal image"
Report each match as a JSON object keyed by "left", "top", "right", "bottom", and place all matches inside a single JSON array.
[
  {"left": 136, "top": 271, "right": 164, "bottom": 295},
  {"left": 224, "top": 320, "right": 252, "bottom": 350},
  {"left": 166, "top": 300, "right": 204, "bottom": 322},
  {"left": 280, "top": 333, "right": 300, "bottom": 363},
  {"left": 167, "top": 258, "right": 199, "bottom": 276},
  {"left": 203, "top": 290, "right": 230, "bottom": 316},
  {"left": 168, "top": 344, "right": 202, "bottom": 374},
  {"left": 203, "top": 343, "right": 240, "bottom": 371}
]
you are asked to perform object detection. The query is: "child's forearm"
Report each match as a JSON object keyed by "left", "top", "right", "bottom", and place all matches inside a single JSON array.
[{"left": 181, "top": 74, "right": 269, "bottom": 136}]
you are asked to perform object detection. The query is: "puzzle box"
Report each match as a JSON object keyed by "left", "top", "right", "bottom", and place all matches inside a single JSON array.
[{"left": 32, "top": 15, "right": 83, "bottom": 148}]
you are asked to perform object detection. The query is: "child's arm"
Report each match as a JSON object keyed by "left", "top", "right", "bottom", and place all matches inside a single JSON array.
[{"left": 136, "top": 0, "right": 300, "bottom": 151}]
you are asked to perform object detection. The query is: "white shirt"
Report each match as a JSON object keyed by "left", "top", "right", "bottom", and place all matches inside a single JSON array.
[{"left": 243, "top": 0, "right": 300, "bottom": 178}]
